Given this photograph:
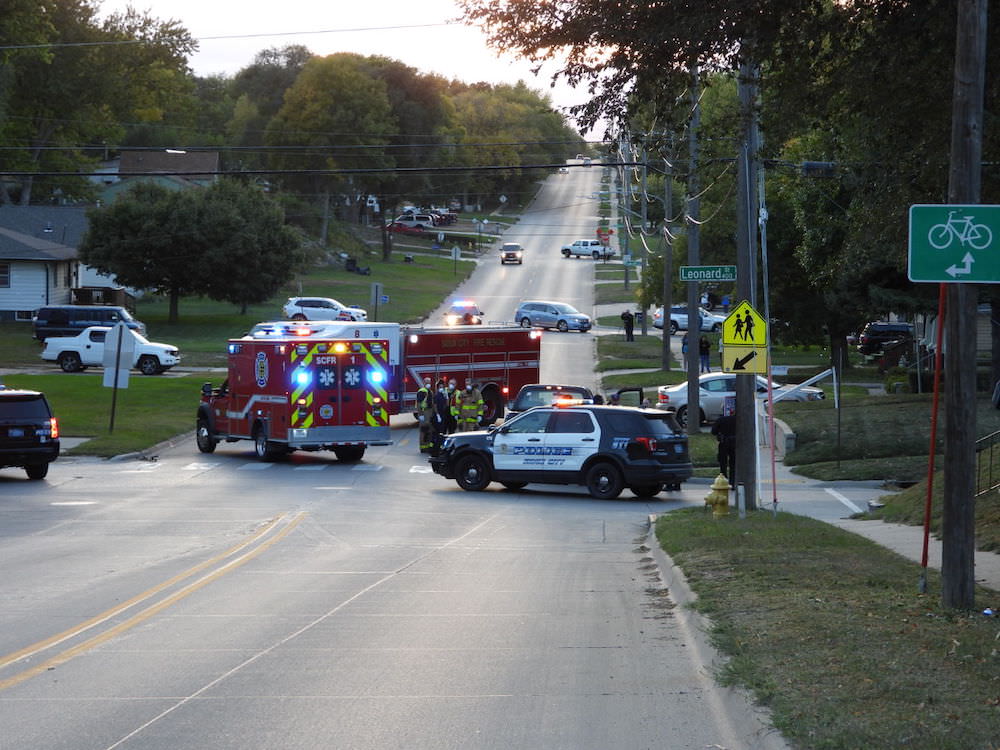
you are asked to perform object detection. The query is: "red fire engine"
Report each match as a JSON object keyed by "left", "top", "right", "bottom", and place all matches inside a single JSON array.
[{"left": 196, "top": 321, "right": 542, "bottom": 461}]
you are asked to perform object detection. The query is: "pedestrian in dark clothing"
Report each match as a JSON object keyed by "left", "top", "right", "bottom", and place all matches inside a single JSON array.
[
  {"left": 621, "top": 310, "right": 635, "bottom": 341},
  {"left": 432, "top": 381, "right": 451, "bottom": 453},
  {"left": 711, "top": 410, "right": 737, "bottom": 483},
  {"left": 699, "top": 336, "right": 711, "bottom": 373}
]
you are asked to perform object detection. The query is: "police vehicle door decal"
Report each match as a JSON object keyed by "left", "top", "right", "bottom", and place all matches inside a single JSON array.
[{"left": 492, "top": 410, "right": 551, "bottom": 471}]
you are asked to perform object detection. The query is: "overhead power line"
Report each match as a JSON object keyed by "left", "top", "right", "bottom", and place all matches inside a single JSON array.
[
  {"left": 0, "top": 22, "right": 461, "bottom": 52},
  {"left": 1, "top": 162, "right": 643, "bottom": 178}
]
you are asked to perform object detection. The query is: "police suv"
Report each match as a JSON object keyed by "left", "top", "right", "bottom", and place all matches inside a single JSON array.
[{"left": 430, "top": 404, "right": 691, "bottom": 499}]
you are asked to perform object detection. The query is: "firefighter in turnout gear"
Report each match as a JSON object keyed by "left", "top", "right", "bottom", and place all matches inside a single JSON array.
[
  {"left": 416, "top": 378, "right": 435, "bottom": 453},
  {"left": 455, "top": 380, "right": 484, "bottom": 432},
  {"left": 447, "top": 379, "right": 460, "bottom": 434}
]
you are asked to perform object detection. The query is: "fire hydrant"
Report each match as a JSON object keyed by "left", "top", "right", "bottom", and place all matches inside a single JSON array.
[{"left": 705, "top": 473, "right": 731, "bottom": 518}]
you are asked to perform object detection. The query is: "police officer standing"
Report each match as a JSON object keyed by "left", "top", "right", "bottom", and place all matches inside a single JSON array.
[
  {"left": 433, "top": 380, "right": 451, "bottom": 451},
  {"left": 454, "top": 379, "right": 484, "bottom": 432},
  {"left": 620, "top": 309, "right": 635, "bottom": 341},
  {"left": 415, "top": 377, "right": 435, "bottom": 453},
  {"left": 711, "top": 406, "right": 737, "bottom": 483}
]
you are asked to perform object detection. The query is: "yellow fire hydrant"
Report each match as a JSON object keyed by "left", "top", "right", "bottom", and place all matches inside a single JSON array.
[{"left": 705, "top": 473, "right": 731, "bottom": 518}]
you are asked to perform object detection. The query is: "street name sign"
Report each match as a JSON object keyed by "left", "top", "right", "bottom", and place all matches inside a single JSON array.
[
  {"left": 679, "top": 264, "right": 737, "bottom": 282},
  {"left": 908, "top": 204, "right": 1000, "bottom": 283}
]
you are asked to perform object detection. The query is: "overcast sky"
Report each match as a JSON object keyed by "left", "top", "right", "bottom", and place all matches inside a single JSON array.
[{"left": 99, "top": 0, "right": 597, "bottom": 134}]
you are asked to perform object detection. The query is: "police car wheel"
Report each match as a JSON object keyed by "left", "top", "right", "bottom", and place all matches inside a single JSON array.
[
  {"left": 500, "top": 482, "right": 527, "bottom": 491},
  {"left": 455, "top": 454, "right": 491, "bottom": 491},
  {"left": 630, "top": 484, "right": 662, "bottom": 498},
  {"left": 585, "top": 462, "right": 624, "bottom": 499}
]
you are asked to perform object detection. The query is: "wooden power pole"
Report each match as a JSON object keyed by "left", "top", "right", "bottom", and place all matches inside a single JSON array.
[{"left": 941, "top": 0, "right": 987, "bottom": 610}]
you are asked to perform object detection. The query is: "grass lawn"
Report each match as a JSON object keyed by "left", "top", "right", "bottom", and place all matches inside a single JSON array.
[
  {"left": 1, "top": 373, "right": 200, "bottom": 457},
  {"left": 595, "top": 282, "right": 641, "bottom": 305},
  {"left": 656, "top": 510, "right": 1000, "bottom": 750}
]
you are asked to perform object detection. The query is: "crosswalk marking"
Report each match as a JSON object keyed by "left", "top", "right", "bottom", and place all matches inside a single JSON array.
[
  {"left": 292, "top": 464, "right": 327, "bottom": 471},
  {"left": 351, "top": 464, "right": 382, "bottom": 472},
  {"left": 237, "top": 463, "right": 273, "bottom": 470},
  {"left": 409, "top": 465, "right": 432, "bottom": 473},
  {"left": 182, "top": 462, "right": 219, "bottom": 471}
]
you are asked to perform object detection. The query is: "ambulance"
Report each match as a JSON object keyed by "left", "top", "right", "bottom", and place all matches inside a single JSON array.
[{"left": 196, "top": 321, "right": 541, "bottom": 461}]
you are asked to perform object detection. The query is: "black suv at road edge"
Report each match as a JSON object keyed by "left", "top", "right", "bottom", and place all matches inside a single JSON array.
[
  {"left": 0, "top": 388, "right": 60, "bottom": 480},
  {"left": 856, "top": 321, "right": 914, "bottom": 355},
  {"left": 430, "top": 404, "right": 691, "bottom": 499}
]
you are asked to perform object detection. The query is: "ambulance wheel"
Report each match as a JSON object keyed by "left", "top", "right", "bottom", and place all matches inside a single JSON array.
[
  {"left": 334, "top": 446, "right": 365, "bottom": 462},
  {"left": 196, "top": 417, "right": 217, "bottom": 454},
  {"left": 585, "top": 462, "right": 624, "bottom": 499},
  {"left": 455, "top": 454, "right": 491, "bottom": 491},
  {"left": 252, "top": 425, "right": 281, "bottom": 461},
  {"left": 629, "top": 484, "right": 662, "bottom": 498}
]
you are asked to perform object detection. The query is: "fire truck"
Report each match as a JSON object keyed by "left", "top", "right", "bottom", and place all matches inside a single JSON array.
[{"left": 196, "top": 321, "right": 542, "bottom": 461}]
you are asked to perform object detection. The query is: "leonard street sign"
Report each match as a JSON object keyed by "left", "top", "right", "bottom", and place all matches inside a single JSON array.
[
  {"left": 908, "top": 204, "right": 1000, "bottom": 283},
  {"left": 679, "top": 264, "right": 737, "bottom": 282}
]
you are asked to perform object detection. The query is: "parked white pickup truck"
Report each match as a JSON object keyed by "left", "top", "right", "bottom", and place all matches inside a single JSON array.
[
  {"left": 41, "top": 326, "right": 181, "bottom": 375},
  {"left": 561, "top": 238, "right": 615, "bottom": 260}
]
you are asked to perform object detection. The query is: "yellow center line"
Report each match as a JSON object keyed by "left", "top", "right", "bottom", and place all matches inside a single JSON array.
[{"left": 0, "top": 513, "right": 304, "bottom": 691}]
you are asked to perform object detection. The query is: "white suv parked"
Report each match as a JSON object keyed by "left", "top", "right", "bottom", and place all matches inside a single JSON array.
[
  {"left": 41, "top": 326, "right": 180, "bottom": 375},
  {"left": 283, "top": 297, "right": 367, "bottom": 322}
]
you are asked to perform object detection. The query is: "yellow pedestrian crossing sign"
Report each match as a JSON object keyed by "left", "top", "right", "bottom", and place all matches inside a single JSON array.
[{"left": 722, "top": 301, "right": 767, "bottom": 347}]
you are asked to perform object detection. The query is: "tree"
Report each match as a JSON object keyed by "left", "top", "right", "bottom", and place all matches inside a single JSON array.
[
  {"left": 80, "top": 183, "right": 202, "bottom": 323},
  {"left": 196, "top": 180, "right": 306, "bottom": 313},
  {"left": 0, "top": 2, "right": 196, "bottom": 204},
  {"left": 80, "top": 180, "right": 304, "bottom": 322}
]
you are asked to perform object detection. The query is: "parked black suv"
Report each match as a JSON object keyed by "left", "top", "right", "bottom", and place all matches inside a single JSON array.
[
  {"left": 856, "top": 321, "right": 914, "bottom": 355},
  {"left": 32, "top": 305, "right": 146, "bottom": 341},
  {"left": 430, "top": 404, "right": 691, "bottom": 498},
  {"left": 0, "top": 388, "right": 59, "bottom": 480},
  {"left": 506, "top": 383, "right": 596, "bottom": 419}
]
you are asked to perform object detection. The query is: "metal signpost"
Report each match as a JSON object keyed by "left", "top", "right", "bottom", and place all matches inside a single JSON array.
[
  {"left": 102, "top": 322, "right": 135, "bottom": 433},
  {"left": 908, "top": 204, "right": 1000, "bottom": 282}
]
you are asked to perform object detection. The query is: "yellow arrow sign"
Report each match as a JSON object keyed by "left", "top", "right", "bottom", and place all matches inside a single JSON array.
[
  {"left": 722, "top": 346, "right": 769, "bottom": 374},
  {"left": 723, "top": 300, "right": 768, "bottom": 347}
]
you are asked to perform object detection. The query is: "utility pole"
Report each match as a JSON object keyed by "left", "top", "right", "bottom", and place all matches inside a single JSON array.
[
  {"left": 735, "top": 57, "right": 761, "bottom": 510},
  {"left": 941, "top": 0, "right": 986, "bottom": 610},
  {"left": 640, "top": 137, "right": 649, "bottom": 335},
  {"left": 685, "top": 65, "right": 702, "bottom": 439},
  {"left": 662, "top": 153, "right": 674, "bottom": 371}
]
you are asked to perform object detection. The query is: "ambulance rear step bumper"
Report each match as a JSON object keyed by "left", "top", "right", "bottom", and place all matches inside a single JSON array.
[{"left": 288, "top": 425, "right": 391, "bottom": 449}]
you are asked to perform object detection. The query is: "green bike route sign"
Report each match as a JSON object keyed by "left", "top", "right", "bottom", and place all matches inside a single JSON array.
[{"left": 908, "top": 204, "right": 1000, "bottom": 283}]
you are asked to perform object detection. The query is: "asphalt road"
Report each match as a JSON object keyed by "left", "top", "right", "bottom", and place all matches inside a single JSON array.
[{"left": 0, "top": 162, "right": 787, "bottom": 749}]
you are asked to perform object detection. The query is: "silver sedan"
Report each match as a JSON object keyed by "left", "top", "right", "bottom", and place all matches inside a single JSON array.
[{"left": 655, "top": 373, "right": 825, "bottom": 426}]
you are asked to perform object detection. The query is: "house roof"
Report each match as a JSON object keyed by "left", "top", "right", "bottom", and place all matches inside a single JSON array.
[
  {"left": 0, "top": 206, "right": 86, "bottom": 261},
  {"left": 119, "top": 149, "right": 219, "bottom": 176}
]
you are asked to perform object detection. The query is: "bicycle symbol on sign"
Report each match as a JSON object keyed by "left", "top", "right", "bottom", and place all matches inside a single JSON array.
[{"left": 928, "top": 210, "right": 993, "bottom": 250}]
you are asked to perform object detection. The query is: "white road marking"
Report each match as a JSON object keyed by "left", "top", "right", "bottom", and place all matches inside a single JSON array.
[
  {"left": 409, "top": 465, "right": 432, "bottom": 473},
  {"left": 351, "top": 464, "right": 382, "bottom": 471},
  {"left": 50, "top": 501, "right": 97, "bottom": 506},
  {"left": 237, "top": 463, "right": 273, "bottom": 470},
  {"left": 182, "top": 463, "right": 218, "bottom": 471},
  {"left": 292, "top": 464, "right": 327, "bottom": 471},
  {"left": 824, "top": 487, "right": 863, "bottom": 514},
  {"left": 119, "top": 464, "right": 162, "bottom": 473}
]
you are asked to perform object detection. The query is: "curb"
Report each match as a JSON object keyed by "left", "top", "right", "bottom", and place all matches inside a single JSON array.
[{"left": 110, "top": 430, "right": 196, "bottom": 462}]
